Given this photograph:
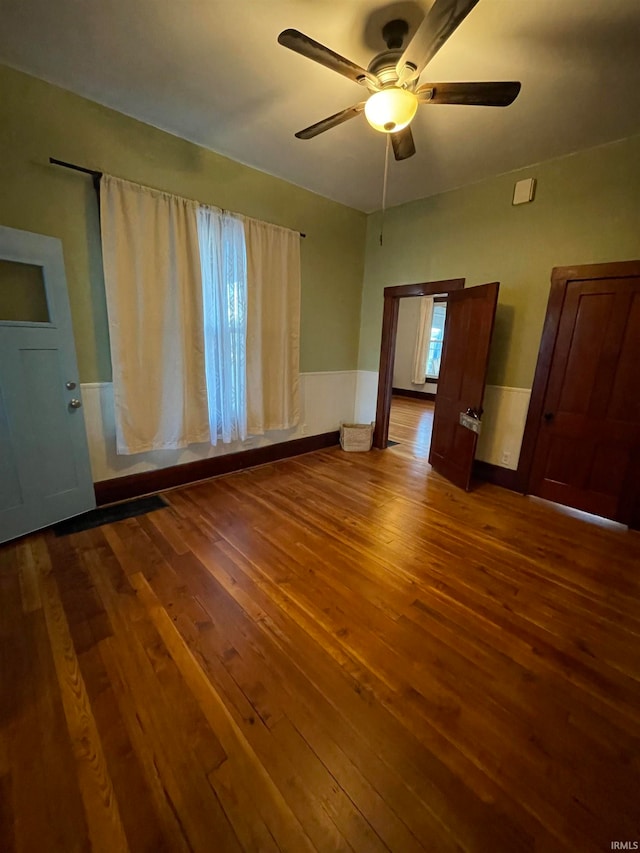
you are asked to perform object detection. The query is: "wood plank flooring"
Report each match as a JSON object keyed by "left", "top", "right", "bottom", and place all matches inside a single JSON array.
[
  {"left": 388, "top": 396, "right": 434, "bottom": 459},
  {"left": 1, "top": 403, "right": 639, "bottom": 852}
]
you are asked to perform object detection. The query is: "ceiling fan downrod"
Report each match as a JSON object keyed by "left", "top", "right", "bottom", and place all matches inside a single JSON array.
[{"left": 382, "top": 18, "right": 409, "bottom": 50}]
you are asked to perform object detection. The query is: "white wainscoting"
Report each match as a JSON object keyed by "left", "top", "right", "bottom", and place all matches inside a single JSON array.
[
  {"left": 82, "top": 372, "right": 531, "bottom": 482},
  {"left": 81, "top": 371, "right": 358, "bottom": 482},
  {"left": 475, "top": 385, "right": 531, "bottom": 470},
  {"left": 354, "top": 371, "right": 379, "bottom": 424},
  {"left": 353, "top": 371, "right": 531, "bottom": 470}
]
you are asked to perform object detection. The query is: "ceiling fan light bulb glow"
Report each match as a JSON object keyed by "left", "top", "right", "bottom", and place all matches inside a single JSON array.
[{"left": 364, "top": 87, "right": 418, "bottom": 133}]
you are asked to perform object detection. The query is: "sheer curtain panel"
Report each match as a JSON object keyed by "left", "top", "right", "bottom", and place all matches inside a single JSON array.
[
  {"left": 412, "top": 296, "right": 434, "bottom": 384},
  {"left": 100, "top": 176, "right": 209, "bottom": 453},
  {"left": 244, "top": 218, "right": 301, "bottom": 433},
  {"left": 197, "top": 207, "right": 248, "bottom": 445}
]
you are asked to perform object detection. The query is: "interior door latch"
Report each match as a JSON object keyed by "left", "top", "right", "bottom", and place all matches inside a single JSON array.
[{"left": 460, "top": 407, "right": 483, "bottom": 434}]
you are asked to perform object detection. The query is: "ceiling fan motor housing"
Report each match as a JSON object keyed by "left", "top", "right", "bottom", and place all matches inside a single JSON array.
[
  {"left": 368, "top": 49, "right": 404, "bottom": 89},
  {"left": 368, "top": 20, "right": 418, "bottom": 92}
]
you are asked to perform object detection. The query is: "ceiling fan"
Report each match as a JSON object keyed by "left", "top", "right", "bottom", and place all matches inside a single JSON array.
[{"left": 278, "top": 0, "right": 521, "bottom": 161}]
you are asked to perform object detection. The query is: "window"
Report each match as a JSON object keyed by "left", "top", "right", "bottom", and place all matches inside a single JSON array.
[
  {"left": 100, "top": 174, "right": 300, "bottom": 454},
  {"left": 0, "top": 260, "right": 50, "bottom": 323},
  {"left": 426, "top": 302, "right": 447, "bottom": 379},
  {"left": 197, "top": 207, "right": 247, "bottom": 446}
]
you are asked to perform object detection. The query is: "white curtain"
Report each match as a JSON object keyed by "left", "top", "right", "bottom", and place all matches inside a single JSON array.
[
  {"left": 100, "top": 175, "right": 209, "bottom": 454},
  {"left": 411, "top": 296, "right": 434, "bottom": 385},
  {"left": 244, "top": 217, "right": 301, "bottom": 433},
  {"left": 197, "top": 207, "right": 247, "bottom": 445}
]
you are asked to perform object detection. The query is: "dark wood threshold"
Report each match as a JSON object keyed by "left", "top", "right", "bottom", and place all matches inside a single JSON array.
[
  {"left": 392, "top": 387, "right": 437, "bottom": 402},
  {"left": 94, "top": 431, "right": 340, "bottom": 506},
  {"left": 473, "top": 459, "right": 520, "bottom": 492}
]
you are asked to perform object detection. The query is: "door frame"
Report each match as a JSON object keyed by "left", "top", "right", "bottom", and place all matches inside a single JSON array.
[
  {"left": 515, "top": 259, "right": 640, "bottom": 494},
  {"left": 373, "top": 278, "right": 465, "bottom": 450}
]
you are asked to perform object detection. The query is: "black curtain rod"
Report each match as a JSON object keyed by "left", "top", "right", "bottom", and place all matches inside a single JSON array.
[
  {"left": 50, "top": 157, "right": 102, "bottom": 192},
  {"left": 49, "top": 157, "right": 307, "bottom": 238}
]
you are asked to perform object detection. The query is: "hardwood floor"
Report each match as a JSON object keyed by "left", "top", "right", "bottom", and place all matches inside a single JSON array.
[
  {"left": 1, "top": 410, "right": 639, "bottom": 851},
  {"left": 388, "top": 396, "right": 434, "bottom": 459}
]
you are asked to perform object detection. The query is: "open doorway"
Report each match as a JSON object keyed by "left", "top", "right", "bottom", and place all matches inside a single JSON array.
[
  {"left": 373, "top": 278, "right": 500, "bottom": 491},
  {"left": 389, "top": 295, "right": 448, "bottom": 458},
  {"left": 373, "top": 279, "right": 464, "bottom": 450}
]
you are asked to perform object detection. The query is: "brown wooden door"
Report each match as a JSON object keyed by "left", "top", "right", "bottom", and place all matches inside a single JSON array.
[
  {"left": 529, "top": 272, "right": 640, "bottom": 525},
  {"left": 429, "top": 282, "right": 499, "bottom": 490}
]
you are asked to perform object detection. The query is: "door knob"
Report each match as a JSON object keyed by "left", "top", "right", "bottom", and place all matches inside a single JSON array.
[
  {"left": 543, "top": 412, "right": 554, "bottom": 421},
  {"left": 65, "top": 381, "right": 77, "bottom": 390},
  {"left": 465, "top": 407, "right": 483, "bottom": 420},
  {"left": 69, "top": 398, "right": 82, "bottom": 409}
]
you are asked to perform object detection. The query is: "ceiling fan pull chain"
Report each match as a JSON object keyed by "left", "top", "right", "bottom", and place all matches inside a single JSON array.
[{"left": 380, "top": 133, "right": 391, "bottom": 246}]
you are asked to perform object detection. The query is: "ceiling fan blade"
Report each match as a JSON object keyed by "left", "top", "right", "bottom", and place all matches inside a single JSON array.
[
  {"left": 396, "top": 0, "right": 480, "bottom": 85},
  {"left": 417, "top": 81, "right": 521, "bottom": 106},
  {"left": 278, "top": 29, "right": 375, "bottom": 86},
  {"left": 295, "top": 103, "right": 366, "bottom": 140},
  {"left": 391, "top": 127, "right": 416, "bottom": 161}
]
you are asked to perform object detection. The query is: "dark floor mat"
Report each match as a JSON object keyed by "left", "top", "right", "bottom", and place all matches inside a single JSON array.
[
  {"left": 387, "top": 440, "right": 400, "bottom": 447},
  {"left": 52, "top": 494, "right": 167, "bottom": 536}
]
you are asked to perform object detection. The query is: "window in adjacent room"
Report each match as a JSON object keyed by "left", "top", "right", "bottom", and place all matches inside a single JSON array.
[{"left": 425, "top": 301, "right": 447, "bottom": 380}]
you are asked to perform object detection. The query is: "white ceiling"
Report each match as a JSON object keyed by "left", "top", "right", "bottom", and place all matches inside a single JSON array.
[{"left": 1, "top": 0, "right": 640, "bottom": 212}]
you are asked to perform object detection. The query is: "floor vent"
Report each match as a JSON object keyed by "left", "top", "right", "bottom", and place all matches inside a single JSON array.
[{"left": 52, "top": 495, "right": 167, "bottom": 536}]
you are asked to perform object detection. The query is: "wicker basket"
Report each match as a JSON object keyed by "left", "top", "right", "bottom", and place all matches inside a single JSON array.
[{"left": 340, "top": 422, "right": 374, "bottom": 452}]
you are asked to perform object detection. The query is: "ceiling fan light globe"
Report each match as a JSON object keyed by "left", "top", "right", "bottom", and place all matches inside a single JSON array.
[{"left": 364, "top": 87, "right": 418, "bottom": 133}]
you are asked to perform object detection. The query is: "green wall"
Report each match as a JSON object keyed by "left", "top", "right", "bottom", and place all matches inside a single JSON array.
[
  {"left": 359, "top": 135, "right": 640, "bottom": 388},
  {"left": 0, "top": 64, "right": 367, "bottom": 381},
  {"left": 4, "top": 60, "right": 640, "bottom": 393}
]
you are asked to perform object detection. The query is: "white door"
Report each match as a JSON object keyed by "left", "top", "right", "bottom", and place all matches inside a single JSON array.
[{"left": 0, "top": 226, "right": 96, "bottom": 544}]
